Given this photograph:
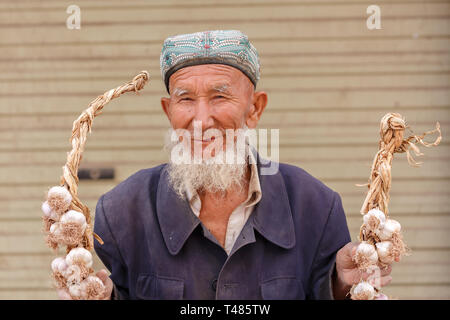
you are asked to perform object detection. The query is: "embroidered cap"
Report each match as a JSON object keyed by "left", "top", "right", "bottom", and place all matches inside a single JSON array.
[{"left": 160, "top": 30, "right": 260, "bottom": 93}]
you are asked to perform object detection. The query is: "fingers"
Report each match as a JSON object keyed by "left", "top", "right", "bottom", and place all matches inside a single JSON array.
[
  {"left": 360, "top": 264, "right": 392, "bottom": 280},
  {"left": 350, "top": 244, "right": 358, "bottom": 258},
  {"left": 379, "top": 265, "right": 392, "bottom": 277},
  {"left": 337, "top": 241, "right": 361, "bottom": 270},
  {"left": 57, "top": 288, "right": 72, "bottom": 300},
  {"left": 367, "top": 275, "right": 392, "bottom": 288},
  {"left": 96, "top": 269, "right": 109, "bottom": 284},
  {"left": 96, "top": 269, "right": 113, "bottom": 300},
  {"left": 374, "top": 293, "right": 389, "bottom": 300}
]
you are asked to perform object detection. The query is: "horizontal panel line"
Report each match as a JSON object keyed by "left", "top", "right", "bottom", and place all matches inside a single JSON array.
[
  {"left": 1, "top": 105, "right": 449, "bottom": 117},
  {"left": 323, "top": 176, "right": 450, "bottom": 183},
  {"left": 265, "top": 86, "right": 450, "bottom": 93},
  {"left": 1, "top": 15, "right": 450, "bottom": 28},
  {"left": 1, "top": 60, "right": 447, "bottom": 74},
  {"left": 3, "top": 0, "right": 449, "bottom": 12},
  {"left": 347, "top": 212, "right": 450, "bottom": 218},
  {"left": 0, "top": 287, "right": 54, "bottom": 292},
  {"left": 1, "top": 34, "right": 450, "bottom": 47},
  {"left": 1, "top": 51, "right": 449, "bottom": 63},
  {"left": 388, "top": 282, "right": 450, "bottom": 287},
  {"left": 1, "top": 71, "right": 449, "bottom": 83},
  {"left": 1, "top": 86, "right": 449, "bottom": 98}
]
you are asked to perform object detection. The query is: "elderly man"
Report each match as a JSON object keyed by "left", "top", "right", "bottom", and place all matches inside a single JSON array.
[{"left": 59, "top": 30, "right": 393, "bottom": 300}]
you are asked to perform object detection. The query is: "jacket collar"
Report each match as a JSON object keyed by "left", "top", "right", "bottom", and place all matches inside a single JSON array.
[
  {"left": 250, "top": 152, "right": 296, "bottom": 250},
  {"left": 156, "top": 152, "right": 295, "bottom": 256},
  {"left": 156, "top": 166, "right": 201, "bottom": 255}
]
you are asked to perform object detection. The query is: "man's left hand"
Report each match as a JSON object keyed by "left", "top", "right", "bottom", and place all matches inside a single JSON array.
[{"left": 332, "top": 242, "right": 394, "bottom": 299}]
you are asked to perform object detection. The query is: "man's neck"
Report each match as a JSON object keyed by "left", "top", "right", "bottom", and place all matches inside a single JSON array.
[{"left": 196, "top": 165, "right": 251, "bottom": 247}]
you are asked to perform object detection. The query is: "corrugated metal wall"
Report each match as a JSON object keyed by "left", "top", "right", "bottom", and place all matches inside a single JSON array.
[{"left": 0, "top": 0, "right": 449, "bottom": 299}]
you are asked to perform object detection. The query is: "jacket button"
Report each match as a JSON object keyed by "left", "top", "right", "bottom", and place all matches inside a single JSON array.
[{"left": 211, "top": 279, "right": 218, "bottom": 291}]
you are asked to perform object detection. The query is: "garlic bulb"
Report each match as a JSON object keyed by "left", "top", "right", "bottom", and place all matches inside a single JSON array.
[
  {"left": 354, "top": 241, "right": 378, "bottom": 269},
  {"left": 51, "top": 257, "right": 68, "bottom": 274},
  {"left": 60, "top": 210, "right": 87, "bottom": 232},
  {"left": 49, "top": 222, "right": 61, "bottom": 236},
  {"left": 363, "top": 208, "right": 386, "bottom": 232},
  {"left": 376, "top": 219, "right": 401, "bottom": 241},
  {"left": 376, "top": 241, "right": 395, "bottom": 264},
  {"left": 350, "top": 281, "right": 376, "bottom": 300},
  {"left": 66, "top": 247, "right": 93, "bottom": 268},
  {"left": 47, "top": 186, "right": 72, "bottom": 213},
  {"left": 81, "top": 276, "right": 106, "bottom": 300},
  {"left": 41, "top": 201, "right": 59, "bottom": 221},
  {"left": 65, "top": 264, "right": 82, "bottom": 285}
]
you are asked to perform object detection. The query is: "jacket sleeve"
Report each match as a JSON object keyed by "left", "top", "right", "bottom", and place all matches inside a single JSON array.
[
  {"left": 94, "top": 194, "right": 130, "bottom": 299},
  {"left": 306, "top": 192, "right": 352, "bottom": 300}
]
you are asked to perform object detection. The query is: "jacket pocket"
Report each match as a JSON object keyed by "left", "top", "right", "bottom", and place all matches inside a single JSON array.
[
  {"left": 136, "top": 274, "right": 184, "bottom": 300},
  {"left": 260, "top": 276, "right": 304, "bottom": 300}
]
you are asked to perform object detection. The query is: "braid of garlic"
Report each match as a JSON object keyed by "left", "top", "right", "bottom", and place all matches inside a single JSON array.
[
  {"left": 351, "top": 113, "right": 441, "bottom": 300},
  {"left": 42, "top": 71, "right": 150, "bottom": 299}
]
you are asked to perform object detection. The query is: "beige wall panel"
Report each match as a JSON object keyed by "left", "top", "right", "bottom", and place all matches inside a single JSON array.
[
  {"left": 2, "top": 90, "right": 448, "bottom": 115},
  {"left": 4, "top": 38, "right": 450, "bottom": 61},
  {"left": 1, "top": 108, "right": 448, "bottom": 129},
  {"left": 1, "top": 2, "right": 448, "bottom": 25},
  {"left": 1, "top": 73, "right": 448, "bottom": 96},
  {"left": 0, "top": 0, "right": 448, "bottom": 299},
  {"left": 2, "top": 120, "right": 448, "bottom": 150},
  {"left": 1, "top": 18, "right": 448, "bottom": 43}
]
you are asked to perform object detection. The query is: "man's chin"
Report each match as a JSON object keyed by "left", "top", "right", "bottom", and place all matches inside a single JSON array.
[{"left": 166, "top": 160, "right": 248, "bottom": 199}]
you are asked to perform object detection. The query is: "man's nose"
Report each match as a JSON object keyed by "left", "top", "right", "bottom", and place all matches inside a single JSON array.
[{"left": 193, "top": 98, "right": 214, "bottom": 130}]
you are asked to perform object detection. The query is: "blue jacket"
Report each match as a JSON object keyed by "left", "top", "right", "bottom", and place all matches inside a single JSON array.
[{"left": 94, "top": 159, "right": 351, "bottom": 300}]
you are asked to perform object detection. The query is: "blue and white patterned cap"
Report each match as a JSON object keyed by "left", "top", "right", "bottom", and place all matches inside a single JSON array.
[{"left": 160, "top": 30, "right": 260, "bottom": 93}]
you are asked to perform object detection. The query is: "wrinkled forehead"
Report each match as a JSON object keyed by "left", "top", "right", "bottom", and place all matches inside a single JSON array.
[
  {"left": 168, "top": 64, "right": 251, "bottom": 95},
  {"left": 171, "top": 83, "right": 232, "bottom": 97}
]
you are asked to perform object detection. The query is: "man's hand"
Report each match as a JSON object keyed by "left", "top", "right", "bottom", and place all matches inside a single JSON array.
[
  {"left": 56, "top": 269, "right": 114, "bottom": 300},
  {"left": 332, "top": 242, "right": 394, "bottom": 299}
]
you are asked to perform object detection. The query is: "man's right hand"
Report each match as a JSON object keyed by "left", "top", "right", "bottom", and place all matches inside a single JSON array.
[{"left": 56, "top": 269, "right": 114, "bottom": 300}]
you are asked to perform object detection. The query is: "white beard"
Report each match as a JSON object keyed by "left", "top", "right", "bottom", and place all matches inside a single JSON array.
[{"left": 163, "top": 128, "right": 249, "bottom": 199}]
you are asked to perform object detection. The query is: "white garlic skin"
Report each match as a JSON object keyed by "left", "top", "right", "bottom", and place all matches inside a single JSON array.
[
  {"left": 51, "top": 257, "right": 68, "bottom": 274},
  {"left": 66, "top": 247, "right": 93, "bottom": 268},
  {"left": 60, "top": 210, "right": 87, "bottom": 232},
  {"left": 376, "top": 241, "right": 395, "bottom": 264},
  {"left": 47, "top": 186, "right": 72, "bottom": 212},
  {"left": 49, "top": 222, "right": 61, "bottom": 236},
  {"left": 356, "top": 242, "right": 379, "bottom": 265},
  {"left": 68, "top": 283, "right": 83, "bottom": 299},
  {"left": 376, "top": 219, "right": 401, "bottom": 240},
  {"left": 81, "top": 276, "right": 105, "bottom": 290},
  {"left": 352, "top": 281, "right": 375, "bottom": 300},
  {"left": 65, "top": 264, "right": 83, "bottom": 284},
  {"left": 42, "top": 201, "right": 59, "bottom": 221},
  {"left": 363, "top": 208, "right": 386, "bottom": 231}
]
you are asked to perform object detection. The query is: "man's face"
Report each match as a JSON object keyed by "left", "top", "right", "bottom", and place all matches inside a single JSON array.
[{"left": 161, "top": 64, "right": 267, "bottom": 153}]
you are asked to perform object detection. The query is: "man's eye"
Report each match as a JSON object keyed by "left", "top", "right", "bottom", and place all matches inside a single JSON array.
[
  {"left": 214, "top": 95, "right": 225, "bottom": 99},
  {"left": 180, "top": 97, "right": 192, "bottom": 101}
]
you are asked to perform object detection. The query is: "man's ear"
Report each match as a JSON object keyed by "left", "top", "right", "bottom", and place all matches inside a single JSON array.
[
  {"left": 246, "top": 91, "right": 268, "bottom": 128},
  {"left": 161, "top": 97, "right": 171, "bottom": 122}
]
